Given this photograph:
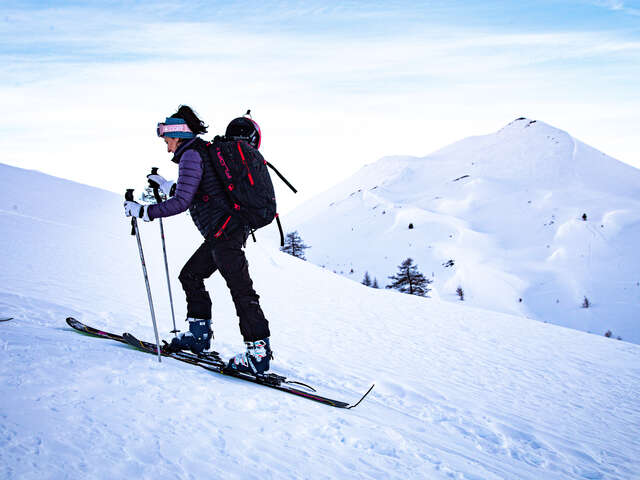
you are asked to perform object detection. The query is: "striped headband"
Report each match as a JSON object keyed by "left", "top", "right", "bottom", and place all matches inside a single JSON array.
[{"left": 157, "top": 117, "right": 194, "bottom": 138}]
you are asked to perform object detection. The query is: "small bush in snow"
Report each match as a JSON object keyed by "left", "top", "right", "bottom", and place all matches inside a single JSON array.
[
  {"left": 141, "top": 185, "right": 164, "bottom": 204},
  {"left": 582, "top": 297, "right": 590, "bottom": 308},
  {"left": 456, "top": 287, "right": 464, "bottom": 301}
]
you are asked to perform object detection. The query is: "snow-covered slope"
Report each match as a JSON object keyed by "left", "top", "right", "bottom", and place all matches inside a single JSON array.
[
  {"left": 1, "top": 163, "right": 639, "bottom": 479},
  {"left": 286, "top": 118, "right": 640, "bottom": 343}
]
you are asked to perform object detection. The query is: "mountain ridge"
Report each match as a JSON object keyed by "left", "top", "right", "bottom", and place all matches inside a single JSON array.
[{"left": 286, "top": 118, "right": 640, "bottom": 343}]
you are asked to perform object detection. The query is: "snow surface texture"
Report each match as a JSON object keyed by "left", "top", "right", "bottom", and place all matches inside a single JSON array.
[
  {"left": 1, "top": 162, "right": 639, "bottom": 479},
  {"left": 285, "top": 118, "right": 640, "bottom": 344}
]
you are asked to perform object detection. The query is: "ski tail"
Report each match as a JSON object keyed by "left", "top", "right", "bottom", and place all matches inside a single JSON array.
[{"left": 66, "top": 317, "right": 124, "bottom": 341}]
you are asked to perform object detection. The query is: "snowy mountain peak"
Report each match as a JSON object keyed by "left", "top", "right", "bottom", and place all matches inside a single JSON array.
[
  {"left": 287, "top": 119, "right": 640, "bottom": 343},
  {"left": 499, "top": 116, "right": 542, "bottom": 132}
]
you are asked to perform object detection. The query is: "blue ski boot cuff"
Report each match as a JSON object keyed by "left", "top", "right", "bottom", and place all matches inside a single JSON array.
[{"left": 167, "top": 318, "right": 212, "bottom": 355}]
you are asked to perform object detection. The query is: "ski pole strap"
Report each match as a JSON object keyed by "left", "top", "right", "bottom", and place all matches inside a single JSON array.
[
  {"left": 266, "top": 161, "right": 297, "bottom": 193},
  {"left": 276, "top": 214, "right": 284, "bottom": 246},
  {"left": 347, "top": 384, "right": 375, "bottom": 409}
]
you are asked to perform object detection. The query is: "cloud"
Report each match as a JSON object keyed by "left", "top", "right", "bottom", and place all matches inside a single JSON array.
[
  {"left": 1, "top": 2, "right": 639, "bottom": 210},
  {"left": 594, "top": 0, "right": 640, "bottom": 15}
]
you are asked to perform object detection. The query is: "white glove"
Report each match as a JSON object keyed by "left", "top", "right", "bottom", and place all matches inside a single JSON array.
[
  {"left": 147, "top": 174, "right": 175, "bottom": 197},
  {"left": 123, "top": 201, "right": 152, "bottom": 222}
]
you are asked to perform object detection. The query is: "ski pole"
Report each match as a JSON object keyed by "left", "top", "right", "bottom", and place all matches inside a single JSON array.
[
  {"left": 126, "top": 188, "right": 162, "bottom": 363},
  {"left": 150, "top": 167, "right": 179, "bottom": 336}
]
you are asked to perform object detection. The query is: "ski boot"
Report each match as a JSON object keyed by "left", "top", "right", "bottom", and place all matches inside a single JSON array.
[
  {"left": 226, "top": 338, "right": 272, "bottom": 375},
  {"left": 164, "top": 318, "right": 212, "bottom": 355}
]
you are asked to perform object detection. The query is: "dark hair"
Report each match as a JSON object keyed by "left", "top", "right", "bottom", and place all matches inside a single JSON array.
[{"left": 171, "top": 105, "right": 208, "bottom": 135}]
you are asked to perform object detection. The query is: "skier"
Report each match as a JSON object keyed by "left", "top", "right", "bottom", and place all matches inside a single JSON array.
[{"left": 123, "top": 105, "right": 272, "bottom": 375}]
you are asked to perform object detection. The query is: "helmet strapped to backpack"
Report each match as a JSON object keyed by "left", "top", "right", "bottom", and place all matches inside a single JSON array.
[
  {"left": 226, "top": 116, "right": 262, "bottom": 149},
  {"left": 204, "top": 112, "right": 297, "bottom": 246}
]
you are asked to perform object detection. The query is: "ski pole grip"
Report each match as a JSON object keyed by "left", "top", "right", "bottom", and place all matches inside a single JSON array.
[
  {"left": 149, "top": 168, "right": 163, "bottom": 203},
  {"left": 125, "top": 189, "right": 136, "bottom": 236}
]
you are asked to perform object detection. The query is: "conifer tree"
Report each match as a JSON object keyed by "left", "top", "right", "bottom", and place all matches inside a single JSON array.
[
  {"left": 141, "top": 185, "right": 164, "bottom": 204},
  {"left": 362, "top": 271, "right": 372, "bottom": 286},
  {"left": 280, "top": 231, "right": 310, "bottom": 260},
  {"left": 386, "top": 258, "right": 432, "bottom": 297},
  {"left": 372, "top": 278, "right": 379, "bottom": 289}
]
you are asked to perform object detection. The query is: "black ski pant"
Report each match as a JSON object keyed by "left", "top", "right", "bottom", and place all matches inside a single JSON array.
[{"left": 178, "top": 228, "right": 270, "bottom": 342}]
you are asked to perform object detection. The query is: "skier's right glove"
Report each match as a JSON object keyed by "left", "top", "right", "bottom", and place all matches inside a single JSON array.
[
  {"left": 124, "top": 200, "right": 152, "bottom": 222},
  {"left": 147, "top": 174, "right": 176, "bottom": 197}
]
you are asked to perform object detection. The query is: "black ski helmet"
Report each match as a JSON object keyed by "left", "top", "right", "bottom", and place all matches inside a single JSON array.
[{"left": 226, "top": 112, "right": 261, "bottom": 149}]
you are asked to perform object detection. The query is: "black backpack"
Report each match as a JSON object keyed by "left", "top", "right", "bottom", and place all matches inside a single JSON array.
[{"left": 205, "top": 136, "right": 296, "bottom": 245}]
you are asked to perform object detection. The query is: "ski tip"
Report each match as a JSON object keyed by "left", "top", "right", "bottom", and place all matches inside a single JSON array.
[
  {"left": 66, "top": 317, "right": 80, "bottom": 328},
  {"left": 0, "top": 317, "right": 14, "bottom": 322}
]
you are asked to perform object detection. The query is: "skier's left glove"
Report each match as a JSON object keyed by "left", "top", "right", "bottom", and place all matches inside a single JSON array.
[
  {"left": 123, "top": 200, "right": 152, "bottom": 222},
  {"left": 147, "top": 174, "right": 176, "bottom": 197}
]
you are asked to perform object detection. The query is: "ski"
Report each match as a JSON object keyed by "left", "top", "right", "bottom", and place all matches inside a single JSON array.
[
  {"left": 0, "top": 317, "right": 14, "bottom": 322},
  {"left": 66, "top": 317, "right": 373, "bottom": 409},
  {"left": 121, "top": 332, "right": 368, "bottom": 408},
  {"left": 66, "top": 317, "right": 223, "bottom": 365}
]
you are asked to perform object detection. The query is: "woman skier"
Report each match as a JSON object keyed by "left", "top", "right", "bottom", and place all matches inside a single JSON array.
[{"left": 123, "top": 105, "right": 272, "bottom": 375}]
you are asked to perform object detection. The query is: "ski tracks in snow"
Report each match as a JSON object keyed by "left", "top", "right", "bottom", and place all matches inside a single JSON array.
[{"left": 2, "top": 275, "right": 640, "bottom": 478}]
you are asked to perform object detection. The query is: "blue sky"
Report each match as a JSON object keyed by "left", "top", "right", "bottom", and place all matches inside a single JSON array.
[{"left": 1, "top": 0, "right": 639, "bottom": 210}]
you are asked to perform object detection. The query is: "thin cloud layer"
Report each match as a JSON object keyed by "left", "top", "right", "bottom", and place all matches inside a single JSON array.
[{"left": 1, "top": 1, "right": 639, "bottom": 211}]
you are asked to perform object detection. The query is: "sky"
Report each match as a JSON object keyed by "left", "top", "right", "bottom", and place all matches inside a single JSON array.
[{"left": 1, "top": 0, "right": 639, "bottom": 213}]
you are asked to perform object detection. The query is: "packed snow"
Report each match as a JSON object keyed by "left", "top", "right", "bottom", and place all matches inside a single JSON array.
[
  {"left": 1, "top": 162, "right": 639, "bottom": 479},
  {"left": 285, "top": 118, "right": 640, "bottom": 344}
]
